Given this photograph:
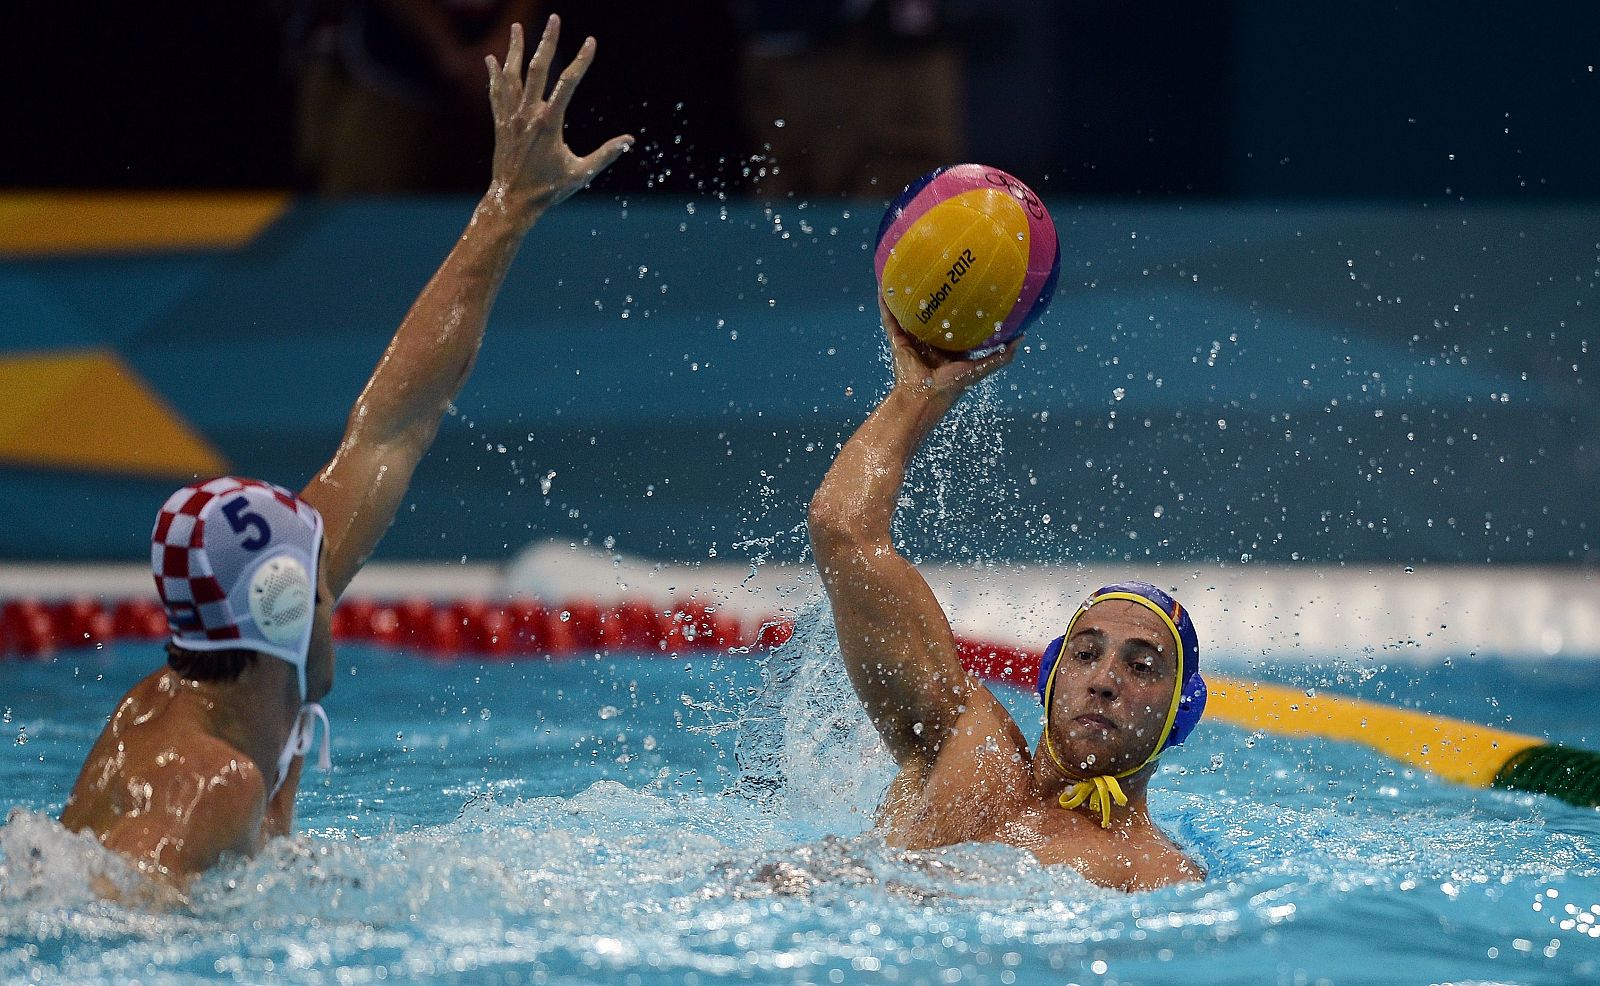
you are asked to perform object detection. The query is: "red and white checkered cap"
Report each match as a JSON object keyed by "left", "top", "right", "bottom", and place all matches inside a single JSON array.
[{"left": 151, "top": 477, "right": 325, "bottom": 680}]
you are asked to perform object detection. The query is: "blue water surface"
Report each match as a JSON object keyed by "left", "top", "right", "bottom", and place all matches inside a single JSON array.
[{"left": 2, "top": 633, "right": 1597, "bottom": 986}]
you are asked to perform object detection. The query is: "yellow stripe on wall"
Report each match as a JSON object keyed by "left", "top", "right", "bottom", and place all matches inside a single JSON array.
[
  {"left": 1207, "top": 674, "right": 1543, "bottom": 788},
  {"left": 0, "top": 192, "right": 289, "bottom": 256},
  {"left": 0, "top": 349, "right": 228, "bottom": 479}
]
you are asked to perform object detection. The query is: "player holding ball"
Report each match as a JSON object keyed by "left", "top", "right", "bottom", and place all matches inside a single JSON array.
[{"left": 807, "top": 165, "right": 1207, "bottom": 891}]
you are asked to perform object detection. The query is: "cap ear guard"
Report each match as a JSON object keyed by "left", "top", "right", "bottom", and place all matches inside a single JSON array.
[
  {"left": 248, "top": 554, "right": 314, "bottom": 647},
  {"left": 1163, "top": 671, "right": 1208, "bottom": 750},
  {"left": 1035, "top": 634, "right": 1066, "bottom": 705}
]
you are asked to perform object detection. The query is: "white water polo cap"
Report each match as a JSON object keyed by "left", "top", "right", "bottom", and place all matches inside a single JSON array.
[{"left": 151, "top": 477, "right": 325, "bottom": 699}]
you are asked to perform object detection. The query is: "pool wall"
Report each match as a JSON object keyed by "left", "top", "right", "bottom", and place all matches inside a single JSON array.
[{"left": 0, "top": 195, "right": 1594, "bottom": 568}]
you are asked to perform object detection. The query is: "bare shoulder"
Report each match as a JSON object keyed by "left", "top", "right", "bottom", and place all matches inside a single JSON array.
[
  {"left": 66, "top": 672, "right": 223, "bottom": 826},
  {"left": 1152, "top": 846, "right": 1205, "bottom": 886},
  {"left": 104, "top": 670, "right": 174, "bottom": 728},
  {"left": 1030, "top": 814, "right": 1205, "bottom": 892},
  {"left": 97, "top": 733, "right": 270, "bottom": 882},
  {"left": 160, "top": 731, "right": 270, "bottom": 826},
  {"left": 881, "top": 683, "right": 1034, "bottom": 845},
  {"left": 1119, "top": 828, "right": 1206, "bottom": 892}
]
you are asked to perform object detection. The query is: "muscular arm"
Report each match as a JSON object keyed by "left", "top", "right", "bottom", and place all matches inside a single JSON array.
[
  {"left": 299, "top": 191, "right": 537, "bottom": 597},
  {"left": 300, "top": 17, "right": 632, "bottom": 601},
  {"left": 808, "top": 305, "right": 1017, "bottom": 767}
]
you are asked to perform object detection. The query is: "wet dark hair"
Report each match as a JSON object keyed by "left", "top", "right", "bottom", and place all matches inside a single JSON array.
[{"left": 165, "top": 641, "right": 258, "bottom": 682}]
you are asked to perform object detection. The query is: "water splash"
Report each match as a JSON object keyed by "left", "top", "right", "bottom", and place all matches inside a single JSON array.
[
  {"left": 5, "top": 652, "right": 1598, "bottom": 985},
  {"left": 730, "top": 598, "right": 894, "bottom": 838}
]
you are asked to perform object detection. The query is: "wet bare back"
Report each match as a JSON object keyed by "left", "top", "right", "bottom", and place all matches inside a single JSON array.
[{"left": 58, "top": 670, "right": 294, "bottom": 885}]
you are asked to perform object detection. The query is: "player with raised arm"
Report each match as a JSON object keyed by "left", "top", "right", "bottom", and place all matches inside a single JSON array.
[
  {"left": 807, "top": 301, "right": 1208, "bottom": 892},
  {"left": 57, "top": 16, "right": 631, "bottom": 893}
]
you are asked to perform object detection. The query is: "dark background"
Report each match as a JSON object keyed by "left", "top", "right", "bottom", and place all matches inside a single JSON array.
[
  {"left": 2, "top": 2, "right": 1595, "bottom": 568},
  {"left": 5, "top": 1, "right": 1599, "bottom": 201}
]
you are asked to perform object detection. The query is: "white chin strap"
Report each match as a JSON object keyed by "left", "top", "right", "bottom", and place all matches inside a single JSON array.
[
  {"left": 251, "top": 551, "right": 332, "bottom": 801},
  {"left": 272, "top": 703, "right": 331, "bottom": 800}
]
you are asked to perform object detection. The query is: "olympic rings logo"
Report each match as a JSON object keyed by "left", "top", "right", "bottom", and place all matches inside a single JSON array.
[{"left": 984, "top": 170, "right": 1047, "bottom": 220}]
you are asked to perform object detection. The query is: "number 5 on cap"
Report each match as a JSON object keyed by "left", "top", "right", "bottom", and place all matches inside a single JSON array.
[{"left": 222, "top": 497, "right": 272, "bottom": 551}]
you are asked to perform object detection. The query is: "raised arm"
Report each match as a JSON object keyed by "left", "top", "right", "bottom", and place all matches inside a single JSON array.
[
  {"left": 808, "top": 301, "right": 1017, "bottom": 767},
  {"left": 300, "top": 16, "right": 632, "bottom": 599}
]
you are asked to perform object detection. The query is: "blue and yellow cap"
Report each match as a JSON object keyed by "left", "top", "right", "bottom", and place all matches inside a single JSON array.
[
  {"left": 1034, "top": 581, "right": 1208, "bottom": 825},
  {"left": 1037, "top": 581, "right": 1206, "bottom": 752}
]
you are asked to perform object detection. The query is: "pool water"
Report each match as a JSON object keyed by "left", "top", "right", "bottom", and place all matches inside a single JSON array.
[{"left": 2, "top": 620, "right": 1598, "bottom": 986}]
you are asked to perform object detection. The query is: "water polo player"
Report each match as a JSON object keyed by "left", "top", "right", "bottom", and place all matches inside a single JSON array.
[
  {"left": 807, "top": 299, "right": 1206, "bottom": 891},
  {"left": 57, "top": 17, "right": 633, "bottom": 892}
]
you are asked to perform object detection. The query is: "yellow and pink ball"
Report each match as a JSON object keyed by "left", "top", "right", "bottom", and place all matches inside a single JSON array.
[{"left": 874, "top": 164, "right": 1059, "bottom": 354}]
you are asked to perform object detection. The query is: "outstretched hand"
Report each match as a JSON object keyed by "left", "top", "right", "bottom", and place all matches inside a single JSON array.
[
  {"left": 880, "top": 296, "right": 1019, "bottom": 403},
  {"left": 485, "top": 17, "right": 634, "bottom": 220}
]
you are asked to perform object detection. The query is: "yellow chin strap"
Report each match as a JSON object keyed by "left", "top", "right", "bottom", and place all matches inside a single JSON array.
[
  {"left": 1041, "top": 591, "right": 1187, "bottom": 827},
  {"left": 1058, "top": 774, "right": 1128, "bottom": 828}
]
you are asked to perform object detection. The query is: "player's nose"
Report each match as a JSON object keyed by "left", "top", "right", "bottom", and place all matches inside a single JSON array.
[{"left": 1085, "top": 662, "right": 1119, "bottom": 701}]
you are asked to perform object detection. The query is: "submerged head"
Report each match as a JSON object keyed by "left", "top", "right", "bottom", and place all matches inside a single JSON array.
[
  {"left": 152, "top": 477, "right": 333, "bottom": 703},
  {"left": 1036, "top": 581, "right": 1207, "bottom": 785}
]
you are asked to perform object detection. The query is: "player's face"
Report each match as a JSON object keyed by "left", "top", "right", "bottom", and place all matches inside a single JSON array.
[{"left": 1045, "top": 599, "right": 1179, "bottom": 777}]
